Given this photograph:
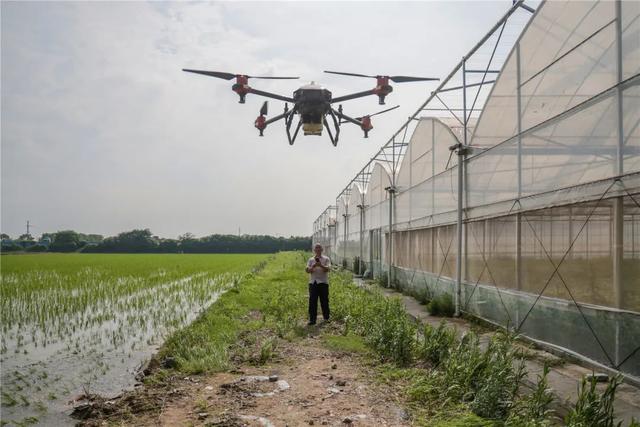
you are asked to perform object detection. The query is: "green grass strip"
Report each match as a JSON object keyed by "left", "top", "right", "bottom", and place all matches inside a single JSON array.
[{"left": 158, "top": 252, "right": 309, "bottom": 373}]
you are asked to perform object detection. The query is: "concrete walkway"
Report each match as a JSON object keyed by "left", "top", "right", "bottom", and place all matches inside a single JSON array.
[{"left": 354, "top": 278, "right": 640, "bottom": 425}]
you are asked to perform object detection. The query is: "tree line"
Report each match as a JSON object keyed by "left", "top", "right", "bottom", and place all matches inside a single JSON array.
[{"left": 1, "top": 229, "right": 311, "bottom": 254}]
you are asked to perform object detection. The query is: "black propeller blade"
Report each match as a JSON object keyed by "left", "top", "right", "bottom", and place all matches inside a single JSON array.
[
  {"left": 324, "top": 71, "right": 373, "bottom": 78},
  {"left": 182, "top": 69, "right": 236, "bottom": 80},
  {"left": 250, "top": 76, "right": 299, "bottom": 80},
  {"left": 356, "top": 105, "right": 400, "bottom": 120},
  {"left": 260, "top": 101, "right": 268, "bottom": 116},
  {"left": 183, "top": 69, "right": 299, "bottom": 80},
  {"left": 388, "top": 75, "right": 439, "bottom": 83},
  {"left": 324, "top": 70, "right": 438, "bottom": 83}
]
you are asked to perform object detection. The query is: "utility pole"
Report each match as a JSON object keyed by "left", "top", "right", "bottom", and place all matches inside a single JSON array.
[{"left": 26, "top": 220, "right": 32, "bottom": 236}]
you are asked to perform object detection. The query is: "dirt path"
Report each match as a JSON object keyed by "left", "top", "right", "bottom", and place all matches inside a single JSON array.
[{"left": 128, "top": 330, "right": 410, "bottom": 427}]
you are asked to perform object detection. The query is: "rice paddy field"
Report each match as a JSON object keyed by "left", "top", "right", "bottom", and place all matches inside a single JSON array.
[{"left": 0, "top": 253, "right": 268, "bottom": 426}]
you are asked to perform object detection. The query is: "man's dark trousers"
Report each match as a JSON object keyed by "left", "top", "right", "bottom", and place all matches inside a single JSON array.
[{"left": 308, "top": 281, "right": 329, "bottom": 323}]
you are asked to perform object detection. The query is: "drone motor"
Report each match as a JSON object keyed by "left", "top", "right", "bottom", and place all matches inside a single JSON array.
[
  {"left": 232, "top": 75, "right": 251, "bottom": 104},
  {"left": 373, "top": 76, "right": 393, "bottom": 105},
  {"left": 254, "top": 101, "right": 268, "bottom": 136}
]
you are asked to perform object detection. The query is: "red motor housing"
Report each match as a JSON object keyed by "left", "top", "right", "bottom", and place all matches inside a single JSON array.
[
  {"left": 255, "top": 115, "right": 266, "bottom": 136},
  {"left": 232, "top": 75, "right": 250, "bottom": 103},
  {"left": 361, "top": 116, "right": 373, "bottom": 138},
  {"left": 373, "top": 76, "right": 393, "bottom": 105}
]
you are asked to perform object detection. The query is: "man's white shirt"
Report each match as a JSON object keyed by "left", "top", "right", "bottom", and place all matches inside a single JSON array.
[{"left": 307, "top": 255, "right": 331, "bottom": 284}]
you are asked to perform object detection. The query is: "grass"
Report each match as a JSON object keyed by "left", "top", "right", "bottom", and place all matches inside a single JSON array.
[
  {"left": 426, "top": 293, "right": 455, "bottom": 317},
  {"left": 322, "top": 333, "right": 368, "bottom": 353},
  {"left": 157, "top": 252, "right": 308, "bottom": 373}
]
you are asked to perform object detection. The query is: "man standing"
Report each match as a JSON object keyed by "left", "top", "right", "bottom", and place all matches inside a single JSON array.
[{"left": 305, "top": 244, "right": 331, "bottom": 325}]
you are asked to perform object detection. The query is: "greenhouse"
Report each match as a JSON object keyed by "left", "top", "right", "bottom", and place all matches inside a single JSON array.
[{"left": 312, "top": 0, "right": 640, "bottom": 381}]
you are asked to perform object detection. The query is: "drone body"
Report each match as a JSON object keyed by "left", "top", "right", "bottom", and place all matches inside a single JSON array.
[
  {"left": 294, "top": 82, "right": 332, "bottom": 136},
  {"left": 183, "top": 69, "right": 438, "bottom": 146}
]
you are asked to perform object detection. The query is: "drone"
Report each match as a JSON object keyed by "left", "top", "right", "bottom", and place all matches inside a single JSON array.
[{"left": 182, "top": 69, "right": 439, "bottom": 146}]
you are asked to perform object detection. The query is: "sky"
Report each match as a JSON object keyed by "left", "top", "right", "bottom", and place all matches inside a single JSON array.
[{"left": 2, "top": 1, "right": 525, "bottom": 239}]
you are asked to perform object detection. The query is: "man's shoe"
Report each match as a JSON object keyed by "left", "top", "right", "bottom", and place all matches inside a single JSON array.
[
  {"left": 323, "top": 318, "right": 331, "bottom": 323},
  {"left": 307, "top": 321, "right": 316, "bottom": 326}
]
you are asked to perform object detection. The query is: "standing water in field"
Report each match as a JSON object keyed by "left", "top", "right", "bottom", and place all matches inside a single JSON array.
[{"left": 0, "top": 254, "right": 267, "bottom": 426}]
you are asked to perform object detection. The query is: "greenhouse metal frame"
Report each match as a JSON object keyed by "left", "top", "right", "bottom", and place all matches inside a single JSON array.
[{"left": 312, "top": 0, "right": 640, "bottom": 381}]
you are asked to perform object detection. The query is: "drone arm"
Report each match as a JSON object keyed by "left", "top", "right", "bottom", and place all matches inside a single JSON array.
[
  {"left": 264, "top": 110, "right": 293, "bottom": 126},
  {"left": 330, "top": 89, "right": 377, "bottom": 104},
  {"left": 333, "top": 109, "right": 362, "bottom": 127},
  {"left": 248, "top": 88, "right": 295, "bottom": 103}
]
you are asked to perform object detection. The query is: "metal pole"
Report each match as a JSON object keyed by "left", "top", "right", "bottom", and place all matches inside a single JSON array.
[
  {"left": 343, "top": 213, "right": 348, "bottom": 267},
  {"left": 388, "top": 188, "right": 395, "bottom": 287},
  {"left": 613, "top": 199, "right": 623, "bottom": 308},
  {"left": 455, "top": 58, "right": 467, "bottom": 318},
  {"left": 359, "top": 203, "right": 364, "bottom": 276},
  {"left": 615, "top": 0, "right": 624, "bottom": 175},
  {"left": 613, "top": 0, "right": 624, "bottom": 366},
  {"left": 515, "top": 43, "right": 523, "bottom": 328}
]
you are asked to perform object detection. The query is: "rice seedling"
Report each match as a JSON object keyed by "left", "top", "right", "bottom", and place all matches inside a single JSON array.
[{"left": 0, "top": 253, "right": 267, "bottom": 425}]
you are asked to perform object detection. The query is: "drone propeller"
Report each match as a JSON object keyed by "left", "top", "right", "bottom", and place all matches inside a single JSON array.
[
  {"left": 356, "top": 105, "right": 400, "bottom": 120},
  {"left": 324, "top": 70, "right": 439, "bottom": 83},
  {"left": 260, "top": 101, "right": 268, "bottom": 116},
  {"left": 182, "top": 69, "right": 299, "bottom": 80}
]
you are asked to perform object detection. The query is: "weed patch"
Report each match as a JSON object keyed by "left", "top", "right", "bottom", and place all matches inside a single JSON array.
[
  {"left": 565, "top": 374, "right": 622, "bottom": 427},
  {"left": 426, "top": 293, "right": 455, "bottom": 317},
  {"left": 322, "top": 333, "right": 368, "bottom": 354}
]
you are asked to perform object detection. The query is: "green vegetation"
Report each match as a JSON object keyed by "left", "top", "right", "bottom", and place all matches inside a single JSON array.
[
  {"left": 426, "top": 293, "right": 455, "bottom": 317},
  {"left": 322, "top": 333, "right": 368, "bottom": 353},
  {"left": 506, "top": 365, "right": 554, "bottom": 427},
  {"left": 1, "top": 253, "right": 267, "bottom": 333},
  {"left": 416, "top": 321, "right": 457, "bottom": 366},
  {"left": 82, "top": 228, "right": 310, "bottom": 253},
  {"left": 158, "top": 252, "right": 308, "bottom": 373},
  {"left": 0, "top": 253, "right": 267, "bottom": 424},
  {"left": 4, "top": 251, "right": 630, "bottom": 426},
  {"left": 1, "top": 228, "right": 311, "bottom": 254},
  {"left": 565, "top": 375, "right": 622, "bottom": 427},
  {"left": 150, "top": 252, "right": 631, "bottom": 426}
]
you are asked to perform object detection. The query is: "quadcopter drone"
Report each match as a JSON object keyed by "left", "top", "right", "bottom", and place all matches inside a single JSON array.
[{"left": 182, "top": 69, "right": 439, "bottom": 146}]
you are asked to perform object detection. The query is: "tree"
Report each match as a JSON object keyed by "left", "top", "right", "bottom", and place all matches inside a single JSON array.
[
  {"left": 0, "top": 233, "right": 10, "bottom": 240},
  {"left": 0, "top": 243, "right": 23, "bottom": 252},
  {"left": 49, "top": 230, "right": 81, "bottom": 252},
  {"left": 18, "top": 234, "right": 34, "bottom": 241},
  {"left": 84, "top": 229, "right": 157, "bottom": 253}
]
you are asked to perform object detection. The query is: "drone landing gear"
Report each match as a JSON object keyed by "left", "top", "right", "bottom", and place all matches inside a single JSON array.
[
  {"left": 323, "top": 118, "right": 337, "bottom": 147},
  {"left": 285, "top": 110, "right": 302, "bottom": 146},
  {"left": 323, "top": 110, "right": 341, "bottom": 147}
]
